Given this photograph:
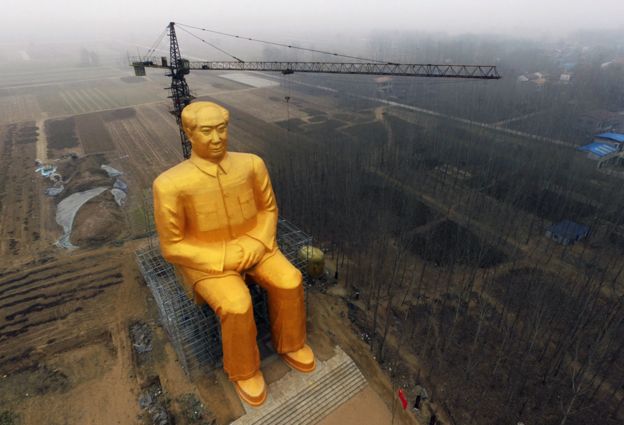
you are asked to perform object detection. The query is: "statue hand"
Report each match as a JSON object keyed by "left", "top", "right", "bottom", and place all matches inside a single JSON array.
[
  {"left": 237, "top": 236, "right": 266, "bottom": 271},
  {"left": 224, "top": 241, "right": 244, "bottom": 271}
]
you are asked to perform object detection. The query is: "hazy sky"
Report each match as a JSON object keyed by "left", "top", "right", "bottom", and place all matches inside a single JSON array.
[{"left": 4, "top": 0, "right": 624, "bottom": 41}]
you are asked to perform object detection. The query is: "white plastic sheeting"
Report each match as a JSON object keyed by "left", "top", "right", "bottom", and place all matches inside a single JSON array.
[
  {"left": 35, "top": 165, "right": 57, "bottom": 177},
  {"left": 55, "top": 187, "right": 108, "bottom": 249},
  {"left": 36, "top": 163, "right": 65, "bottom": 196},
  {"left": 101, "top": 164, "right": 122, "bottom": 177},
  {"left": 113, "top": 178, "right": 128, "bottom": 192},
  {"left": 45, "top": 185, "right": 64, "bottom": 197},
  {"left": 110, "top": 188, "right": 127, "bottom": 207}
]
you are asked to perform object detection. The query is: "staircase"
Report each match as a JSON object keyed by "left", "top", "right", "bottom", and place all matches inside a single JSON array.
[{"left": 232, "top": 346, "right": 367, "bottom": 425}]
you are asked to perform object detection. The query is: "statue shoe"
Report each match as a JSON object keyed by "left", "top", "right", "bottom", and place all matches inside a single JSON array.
[
  {"left": 281, "top": 344, "right": 316, "bottom": 373},
  {"left": 234, "top": 371, "right": 267, "bottom": 407}
]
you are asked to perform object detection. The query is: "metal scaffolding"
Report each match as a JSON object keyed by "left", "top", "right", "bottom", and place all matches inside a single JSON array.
[
  {"left": 136, "top": 247, "right": 223, "bottom": 374},
  {"left": 135, "top": 194, "right": 314, "bottom": 375}
]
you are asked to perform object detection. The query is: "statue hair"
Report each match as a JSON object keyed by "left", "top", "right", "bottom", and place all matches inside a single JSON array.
[{"left": 181, "top": 102, "right": 230, "bottom": 137}]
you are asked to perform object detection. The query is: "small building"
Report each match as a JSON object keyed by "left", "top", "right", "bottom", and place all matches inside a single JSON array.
[
  {"left": 577, "top": 141, "right": 624, "bottom": 169},
  {"left": 594, "top": 132, "right": 624, "bottom": 151},
  {"left": 546, "top": 220, "right": 590, "bottom": 245},
  {"left": 601, "top": 58, "right": 624, "bottom": 69},
  {"left": 577, "top": 142, "right": 618, "bottom": 159},
  {"left": 375, "top": 76, "right": 393, "bottom": 94},
  {"left": 525, "top": 72, "right": 547, "bottom": 88},
  {"left": 517, "top": 72, "right": 547, "bottom": 86},
  {"left": 529, "top": 72, "right": 544, "bottom": 80}
]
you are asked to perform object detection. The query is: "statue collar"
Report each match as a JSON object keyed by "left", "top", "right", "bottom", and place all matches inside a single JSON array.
[{"left": 189, "top": 152, "right": 231, "bottom": 177}]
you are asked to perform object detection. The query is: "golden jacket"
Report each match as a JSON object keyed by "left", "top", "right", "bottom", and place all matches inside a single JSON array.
[{"left": 153, "top": 152, "right": 278, "bottom": 295}]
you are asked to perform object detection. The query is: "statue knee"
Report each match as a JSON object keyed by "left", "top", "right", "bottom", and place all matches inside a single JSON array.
[
  {"left": 219, "top": 293, "right": 253, "bottom": 316},
  {"left": 276, "top": 268, "right": 303, "bottom": 291}
]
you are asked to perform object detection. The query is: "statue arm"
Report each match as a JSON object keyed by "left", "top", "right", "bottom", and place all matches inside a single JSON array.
[
  {"left": 153, "top": 174, "right": 226, "bottom": 273},
  {"left": 245, "top": 155, "right": 278, "bottom": 252}
]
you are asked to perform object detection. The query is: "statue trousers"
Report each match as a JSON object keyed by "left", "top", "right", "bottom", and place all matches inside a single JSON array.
[{"left": 194, "top": 249, "right": 306, "bottom": 381}]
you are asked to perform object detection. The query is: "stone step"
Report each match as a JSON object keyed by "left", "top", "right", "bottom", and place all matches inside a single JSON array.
[
  {"left": 270, "top": 362, "right": 364, "bottom": 425},
  {"left": 232, "top": 346, "right": 367, "bottom": 425}
]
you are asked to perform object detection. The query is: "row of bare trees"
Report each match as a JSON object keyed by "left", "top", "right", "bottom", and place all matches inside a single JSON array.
[{"left": 255, "top": 66, "right": 624, "bottom": 423}]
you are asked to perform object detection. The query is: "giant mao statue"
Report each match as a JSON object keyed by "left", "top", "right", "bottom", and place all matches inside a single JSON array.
[{"left": 153, "top": 102, "right": 315, "bottom": 406}]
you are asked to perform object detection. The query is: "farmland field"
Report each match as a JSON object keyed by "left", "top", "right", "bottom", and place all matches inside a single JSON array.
[{"left": 1, "top": 41, "right": 623, "bottom": 425}]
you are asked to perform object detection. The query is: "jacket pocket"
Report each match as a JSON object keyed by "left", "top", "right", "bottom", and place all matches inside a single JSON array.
[
  {"left": 239, "top": 188, "right": 257, "bottom": 220},
  {"left": 187, "top": 195, "right": 221, "bottom": 232}
]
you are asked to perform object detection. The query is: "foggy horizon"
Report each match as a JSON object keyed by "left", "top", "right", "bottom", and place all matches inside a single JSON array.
[
  {"left": 2, "top": 1, "right": 624, "bottom": 425},
  {"left": 3, "top": 0, "right": 624, "bottom": 44}
]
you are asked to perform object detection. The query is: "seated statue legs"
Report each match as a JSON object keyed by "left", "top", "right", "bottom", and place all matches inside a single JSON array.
[{"left": 194, "top": 250, "right": 315, "bottom": 406}]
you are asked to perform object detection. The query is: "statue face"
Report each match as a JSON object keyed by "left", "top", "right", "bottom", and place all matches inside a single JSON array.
[{"left": 189, "top": 107, "right": 229, "bottom": 162}]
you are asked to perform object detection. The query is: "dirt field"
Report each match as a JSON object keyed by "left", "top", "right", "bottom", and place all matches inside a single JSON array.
[
  {"left": 2, "top": 43, "right": 622, "bottom": 425},
  {"left": 0, "top": 55, "right": 426, "bottom": 425},
  {"left": 0, "top": 241, "right": 421, "bottom": 425},
  {"left": 0, "top": 124, "right": 51, "bottom": 258},
  {"left": 0, "top": 247, "right": 154, "bottom": 425},
  {"left": 75, "top": 113, "right": 116, "bottom": 154}
]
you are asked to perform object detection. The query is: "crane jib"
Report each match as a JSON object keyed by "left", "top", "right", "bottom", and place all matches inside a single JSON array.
[
  {"left": 130, "top": 22, "right": 501, "bottom": 158},
  {"left": 133, "top": 60, "right": 501, "bottom": 80}
]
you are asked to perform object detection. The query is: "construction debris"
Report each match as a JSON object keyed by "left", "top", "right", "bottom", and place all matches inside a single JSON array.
[
  {"left": 129, "top": 322, "right": 153, "bottom": 355},
  {"left": 44, "top": 184, "right": 64, "bottom": 197},
  {"left": 138, "top": 377, "right": 172, "bottom": 425}
]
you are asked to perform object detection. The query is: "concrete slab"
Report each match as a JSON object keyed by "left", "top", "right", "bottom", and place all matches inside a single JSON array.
[
  {"left": 219, "top": 73, "right": 280, "bottom": 89},
  {"left": 232, "top": 346, "right": 367, "bottom": 424},
  {"left": 316, "top": 386, "right": 393, "bottom": 425}
]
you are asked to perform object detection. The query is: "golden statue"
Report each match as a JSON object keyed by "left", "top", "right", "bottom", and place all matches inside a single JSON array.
[{"left": 153, "top": 101, "right": 315, "bottom": 407}]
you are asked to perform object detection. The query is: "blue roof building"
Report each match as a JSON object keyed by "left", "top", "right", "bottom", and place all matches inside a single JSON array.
[
  {"left": 546, "top": 220, "right": 590, "bottom": 245},
  {"left": 578, "top": 132, "right": 624, "bottom": 167},
  {"left": 595, "top": 132, "right": 624, "bottom": 144},
  {"left": 577, "top": 142, "right": 618, "bottom": 158}
]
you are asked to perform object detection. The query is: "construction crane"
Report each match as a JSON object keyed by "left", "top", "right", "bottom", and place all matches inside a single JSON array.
[{"left": 131, "top": 22, "right": 501, "bottom": 158}]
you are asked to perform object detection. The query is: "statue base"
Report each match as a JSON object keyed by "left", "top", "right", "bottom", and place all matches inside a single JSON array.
[{"left": 232, "top": 345, "right": 367, "bottom": 424}]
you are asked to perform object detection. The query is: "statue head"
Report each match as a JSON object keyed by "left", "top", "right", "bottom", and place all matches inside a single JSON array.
[{"left": 182, "top": 102, "right": 230, "bottom": 162}]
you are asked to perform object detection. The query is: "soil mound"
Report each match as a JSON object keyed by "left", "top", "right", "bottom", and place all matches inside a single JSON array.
[
  {"left": 56, "top": 154, "right": 112, "bottom": 197},
  {"left": 62, "top": 171, "right": 112, "bottom": 197},
  {"left": 70, "top": 191, "right": 125, "bottom": 247}
]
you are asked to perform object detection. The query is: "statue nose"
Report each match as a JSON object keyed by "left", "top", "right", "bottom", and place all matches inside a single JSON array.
[{"left": 208, "top": 131, "right": 221, "bottom": 144}]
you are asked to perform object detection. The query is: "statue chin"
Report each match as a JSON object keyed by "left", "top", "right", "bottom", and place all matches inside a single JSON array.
[
  {"left": 207, "top": 153, "right": 225, "bottom": 162},
  {"left": 195, "top": 148, "right": 226, "bottom": 162}
]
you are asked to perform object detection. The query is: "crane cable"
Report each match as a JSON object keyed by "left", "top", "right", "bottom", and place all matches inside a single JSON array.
[
  {"left": 143, "top": 26, "right": 168, "bottom": 61},
  {"left": 176, "top": 22, "right": 391, "bottom": 64},
  {"left": 176, "top": 25, "right": 245, "bottom": 63},
  {"left": 284, "top": 74, "right": 292, "bottom": 133}
]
